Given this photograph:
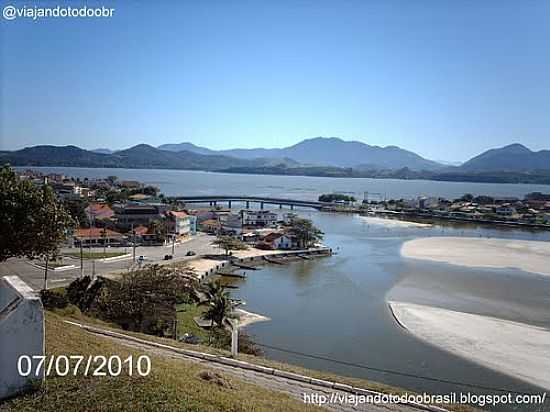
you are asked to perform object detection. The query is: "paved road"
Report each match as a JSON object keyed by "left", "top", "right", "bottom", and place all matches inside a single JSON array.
[{"left": 0, "top": 234, "right": 219, "bottom": 290}]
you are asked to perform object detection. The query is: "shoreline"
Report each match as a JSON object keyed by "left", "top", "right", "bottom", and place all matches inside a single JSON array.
[
  {"left": 189, "top": 246, "right": 332, "bottom": 281},
  {"left": 373, "top": 210, "right": 550, "bottom": 230},
  {"left": 16, "top": 165, "right": 550, "bottom": 186},
  {"left": 234, "top": 308, "right": 270, "bottom": 328},
  {"left": 358, "top": 215, "right": 432, "bottom": 228},
  {"left": 388, "top": 301, "right": 550, "bottom": 391},
  {"left": 401, "top": 236, "right": 550, "bottom": 277}
]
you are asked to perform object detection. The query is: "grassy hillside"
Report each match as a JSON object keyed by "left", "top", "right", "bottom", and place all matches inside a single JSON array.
[
  {"left": 0, "top": 311, "right": 319, "bottom": 412},
  {"left": 1, "top": 309, "right": 479, "bottom": 412}
]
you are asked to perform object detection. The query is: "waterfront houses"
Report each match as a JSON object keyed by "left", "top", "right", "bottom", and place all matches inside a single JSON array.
[
  {"left": 256, "top": 232, "right": 297, "bottom": 250},
  {"left": 366, "top": 192, "right": 550, "bottom": 227}
]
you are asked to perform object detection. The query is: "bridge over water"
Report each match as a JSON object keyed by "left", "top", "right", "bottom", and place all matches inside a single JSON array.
[{"left": 174, "top": 195, "right": 327, "bottom": 210}]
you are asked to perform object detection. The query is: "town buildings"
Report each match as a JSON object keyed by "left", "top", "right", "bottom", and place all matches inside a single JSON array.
[
  {"left": 73, "top": 228, "right": 125, "bottom": 248},
  {"left": 113, "top": 203, "right": 164, "bottom": 229},
  {"left": 165, "top": 210, "right": 196, "bottom": 238},
  {"left": 85, "top": 203, "right": 114, "bottom": 224},
  {"left": 241, "top": 210, "right": 278, "bottom": 227}
]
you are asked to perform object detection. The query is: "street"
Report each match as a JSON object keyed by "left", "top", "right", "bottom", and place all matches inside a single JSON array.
[{"left": 0, "top": 234, "right": 220, "bottom": 290}]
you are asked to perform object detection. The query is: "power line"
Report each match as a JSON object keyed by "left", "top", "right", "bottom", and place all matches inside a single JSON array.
[{"left": 253, "top": 342, "right": 538, "bottom": 395}]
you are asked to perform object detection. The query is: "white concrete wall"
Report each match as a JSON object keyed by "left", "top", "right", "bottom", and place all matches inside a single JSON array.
[{"left": 0, "top": 276, "right": 45, "bottom": 400}]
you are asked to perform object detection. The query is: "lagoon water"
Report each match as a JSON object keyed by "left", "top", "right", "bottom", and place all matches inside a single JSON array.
[
  {"left": 29, "top": 167, "right": 550, "bottom": 409},
  {"left": 23, "top": 166, "right": 550, "bottom": 200},
  {"left": 230, "top": 213, "right": 550, "bottom": 403}
]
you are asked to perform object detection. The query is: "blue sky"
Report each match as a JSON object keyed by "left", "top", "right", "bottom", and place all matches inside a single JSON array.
[{"left": 1, "top": 0, "right": 549, "bottom": 161}]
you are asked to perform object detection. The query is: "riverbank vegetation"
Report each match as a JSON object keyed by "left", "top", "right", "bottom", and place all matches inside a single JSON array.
[{"left": 318, "top": 193, "right": 356, "bottom": 203}]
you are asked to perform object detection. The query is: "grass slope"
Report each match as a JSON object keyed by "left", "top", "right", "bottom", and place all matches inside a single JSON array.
[{"left": 0, "top": 311, "right": 319, "bottom": 412}]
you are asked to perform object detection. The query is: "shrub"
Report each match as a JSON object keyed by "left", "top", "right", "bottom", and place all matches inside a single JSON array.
[{"left": 40, "top": 289, "right": 69, "bottom": 309}]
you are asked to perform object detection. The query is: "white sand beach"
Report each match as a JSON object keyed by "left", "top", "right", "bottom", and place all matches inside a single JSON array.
[
  {"left": 358, "top": 216, "right": 431, "bottom": 228},
  {"left": 234, "top": 308, "right": 270, "bottom": 328},
  {"left": 388, "top": 301, "right": 550, "bottom": 390},
  {"left": 401, "top": 237, "right": 550, "bottom": 277}
]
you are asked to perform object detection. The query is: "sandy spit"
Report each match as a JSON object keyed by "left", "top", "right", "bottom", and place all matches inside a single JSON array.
[
  {"left": 388, "top": 301, "right": 550, "bottom": 391},
  {"left": 401, "top": 236, "right": 550, "bottom": 277},
  {"left": 358, "top": 216, "right": 432, "bottom": 228}
]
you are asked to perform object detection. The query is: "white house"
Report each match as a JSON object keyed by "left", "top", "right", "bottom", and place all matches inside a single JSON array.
[
  {"left": 258, "top": 232, "right": 296, "bottom": 250},
  {"left": 219, "top": 213, "right": 243, "bottom": 235},
  {"left": 165, "top": 211, "right": 192, "bottom": 238},
  {"left": 241, "top": 210, "right": 278, "bottom": 227},
  {"left": 496, "top": 206, "right": 517, "bottom": 216}
]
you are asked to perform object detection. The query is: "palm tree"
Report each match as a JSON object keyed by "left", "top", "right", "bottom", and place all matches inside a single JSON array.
[{"left": 199, "top": 280, "right": 236, "bottom": 342}]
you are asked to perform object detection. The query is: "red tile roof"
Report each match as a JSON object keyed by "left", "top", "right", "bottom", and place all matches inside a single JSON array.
[
  {"left": 86, "top": 203, "right": 114, "bottom": 219},
  {"left": 133, "top": 225, "right": 150, "bottom": 235},
  {"left": 75, "top": 228, "right": 123, "bottom": 238},
  {"left": 167, "top": 210, "right": 188, "bottom": 218},
  {"left": 261, "top": 232, "right": 285, "bottom": 242}
]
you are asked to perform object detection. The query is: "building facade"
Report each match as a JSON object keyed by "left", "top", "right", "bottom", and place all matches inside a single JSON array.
[{"left": 242, "top": 210, "right": 278, "bottom": 227}]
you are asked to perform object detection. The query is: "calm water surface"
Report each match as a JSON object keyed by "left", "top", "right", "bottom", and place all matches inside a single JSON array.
[{"left": 24, "top": 166, "right": 550, "bottom": 200}]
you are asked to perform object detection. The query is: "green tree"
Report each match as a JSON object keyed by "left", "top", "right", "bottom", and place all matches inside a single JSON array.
[
  {"left": 318, "top": 193, "right": 356, "bottom": 203},
  {"left": 211, "top": 235, "right": 248, "bottom": 256},
  {"left": 0, "top": 165, "right": 75, "bottom": 262},
  {"left": 91, "top": 265, "right": 196, "bottom": 335},
  {"left": 148, "top": 219, "right": 168, "bottom": 242},
  {"left": 199, "top": 280, "right": 236, "bottom": 341},
  {"left": 460, "top": 193, "right": 474, "bottom": 202},
  {"left": 64, "top": 199, "right": 89, "bottom": 228},
  {"left": 288, "top": 217, "right": 324, "bottom": 249}
]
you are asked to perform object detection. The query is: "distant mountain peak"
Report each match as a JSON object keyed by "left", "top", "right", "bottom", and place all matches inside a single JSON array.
[
  {"left": 499, "top": 143, "right": 531, "bottom": 153},
  {"left": 460, "top": 143, "right": 549, "bottom": 172},
  {"left": 92, "top": 148, "right": 113, "bottom": 155},
  {"left": 158, "top": 136, "right": 442, "bottom": 171}
]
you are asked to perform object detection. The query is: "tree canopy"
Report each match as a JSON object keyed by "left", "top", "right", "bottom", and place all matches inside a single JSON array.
[
  {"left": 318, "top": 193, "right": 356, "bottom": 203},
  {"left": 212, "top": 235, "right": 248, "bottom": 256},
  {"left": 199, "top": 280, "right": 236, "bottom": 329},
  {"left": 288, "top": 216, "right": 324, "bottom": 249},
  {"left": 0, "top": 165, "right": 75, "bottom": 261}
]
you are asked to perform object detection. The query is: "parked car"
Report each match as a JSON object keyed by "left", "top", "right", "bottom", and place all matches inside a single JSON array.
[
  {"left": 186, "top": 250, "right": 196, "bottom": 256},
  {"left": 164, "top": 254, "right": 173, "bottom": 260}
]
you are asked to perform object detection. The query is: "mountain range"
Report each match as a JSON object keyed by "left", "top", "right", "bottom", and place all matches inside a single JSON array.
[
  {"left": 459, "top": 143, "right": 550, "bottom": 172},
  {"left": 2, "top": 138, "right": 550, "bottom": 184},
  {"left": 158, "top": 137, "right": 442, "bottom": 171}
]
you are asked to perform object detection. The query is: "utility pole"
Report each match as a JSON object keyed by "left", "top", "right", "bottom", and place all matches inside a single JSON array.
[
  {"left": 230, "top": 321, "right": 239, "bottom": 358},
  {"left": 173, "top": 319, "right": 178, "bottom": 341},
  {"left": 172, "top": 233, "right": 176, "bottom": 255},
  {"left": 80, "top": 241, "right": 83, "bottom": 277},
  {"left": 131, "top": 223, "right": 136, "bottom": 263},
  {"left": 43, "top": 255, "right": 49, "bottom": 290},
  {"left": 102, "top": 227, "right": 107, "bottom": 258},
  {"left": 172, "top": 234, "right": 176, "bottom": 276}
]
